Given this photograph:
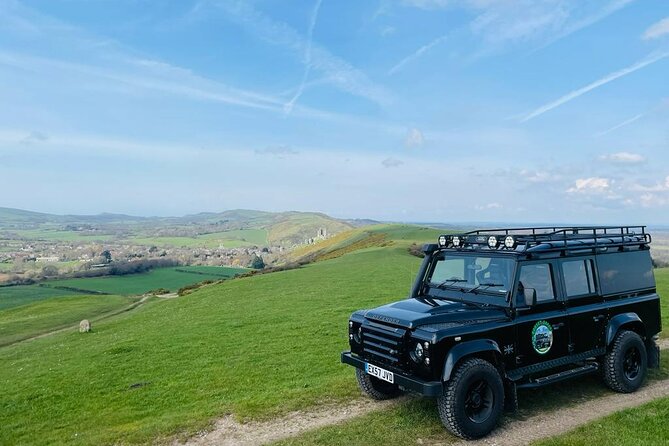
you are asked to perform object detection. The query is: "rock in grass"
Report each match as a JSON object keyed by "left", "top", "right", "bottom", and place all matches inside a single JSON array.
[{"left": 79, "top": 320, "right": 91, "bottom": 333}]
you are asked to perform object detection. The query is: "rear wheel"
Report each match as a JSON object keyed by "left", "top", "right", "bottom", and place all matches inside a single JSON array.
[
  {"left": 602, "top": 330, "right": 647, "bottom": 393},
  {"left": 355, "top": 368, "right": 401, "bottom": 400},
  {"left": 437, "top": 358, "right": 504, "bottom": 439}
]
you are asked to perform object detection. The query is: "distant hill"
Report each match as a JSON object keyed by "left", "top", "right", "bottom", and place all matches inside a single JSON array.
[{"left": 0, "top": 207, "right": 355, "bottom": 247}]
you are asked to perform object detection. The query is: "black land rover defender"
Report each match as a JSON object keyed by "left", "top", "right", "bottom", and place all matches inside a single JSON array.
[{"left": 341, "top": 226, "right": 662, "bottom": 439}]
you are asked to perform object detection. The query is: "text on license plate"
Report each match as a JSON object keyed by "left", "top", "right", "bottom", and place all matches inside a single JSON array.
[{"left": 365, "top": 363, "right": 394, "bottom": 384}]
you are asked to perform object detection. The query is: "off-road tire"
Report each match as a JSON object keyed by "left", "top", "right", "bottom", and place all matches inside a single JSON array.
[
  {"left": 603, "top": 330, "right": 647, "bottom": 393},
  {"left": 437, "top": 358, "right": 504, "bottom": 439},
  {"left": 355, "top": 368, "right": 401, "bottom": 400}
]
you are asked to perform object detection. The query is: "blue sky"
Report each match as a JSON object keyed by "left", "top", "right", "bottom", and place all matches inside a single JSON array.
[{"left": 0, "top": 0, "right": 668, "bottom": 223}]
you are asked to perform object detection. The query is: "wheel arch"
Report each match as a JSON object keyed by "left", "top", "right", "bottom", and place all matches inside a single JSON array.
[
  {"left": 606, "top": 313, "right": 646, "bottom": 346},
  {"left": 442, "top": 339, "right": 503, "bottom": 382}
]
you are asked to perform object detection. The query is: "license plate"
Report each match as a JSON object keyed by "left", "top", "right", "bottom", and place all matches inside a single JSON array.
[{"left": 365, "top": 363, "right": 394, "bottom": 384}]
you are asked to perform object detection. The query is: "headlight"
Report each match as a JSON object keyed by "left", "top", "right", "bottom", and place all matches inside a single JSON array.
[
  {"left": 438, "top": 235, "right": 448, "bottom": 247},
  {"left": 411, "top": 342, "right": 424, "bottom": 363},
  {"left": 488, "top": 236, "right": 498, "bottom": 248},
  {"left": 452, "top": 236, "right": 461, "bottom": 247}
]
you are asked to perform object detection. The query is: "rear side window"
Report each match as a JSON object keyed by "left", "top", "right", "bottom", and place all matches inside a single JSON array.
[
  {"left": 562, "top": 259, "right": 596, "bottom": 297},
  {"left": 519, "top": 263, "right": 555, "bottom": 302},
  {"left": 596, "top": 251, "right": 655, "bottom": 295}
]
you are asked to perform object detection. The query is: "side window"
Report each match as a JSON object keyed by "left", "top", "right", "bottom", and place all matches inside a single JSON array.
[
  {"left": 562, "top": 259, "right": 596, "bottom": 297},
  {"left": 519, "top": 263, "right": 555, "bottom": 302},
  {"left": 431, "top": 258, "right": 465, "bottom": 283}
]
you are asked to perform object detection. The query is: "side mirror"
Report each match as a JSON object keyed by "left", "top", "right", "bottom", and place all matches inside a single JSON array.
[{"left": 523, "top": 288, "right": 537, "bottom": 307}]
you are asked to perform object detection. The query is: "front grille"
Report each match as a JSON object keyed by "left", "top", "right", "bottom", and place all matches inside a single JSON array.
[{"left": 361, "top": 322, "right": 407, "bottom": 366}]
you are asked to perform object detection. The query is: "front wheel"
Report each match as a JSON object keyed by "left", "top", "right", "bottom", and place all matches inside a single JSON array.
[
  {"left": 602, "top": 330, "right": 647, "bottom": 393},
  {"left": 355, "top": 368, "right": 401, "bottom": 400},
  {"left": 437, "top": 358, "right": 504, "bottom": 439}
]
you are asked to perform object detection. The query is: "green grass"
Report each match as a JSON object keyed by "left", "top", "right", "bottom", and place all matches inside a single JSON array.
[
  {"left": 43, "top": 266, "right": 246, "bottom": 296},
  {"left": 0, "top": 294, "right": 136, "bottom": 346},
  {"left": 0, "top": 243, "right": 423, "bottom": 445},
  {"left": 0, "top": 285, "right": 77, "bottom": 311},
  {"left": 128, "top": 229, "right": 268, "bottom": 248}
]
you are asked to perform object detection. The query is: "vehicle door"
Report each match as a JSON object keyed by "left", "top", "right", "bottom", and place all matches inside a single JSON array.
[
  {"left": 560, "top": 257, "right": 606, "bottom": 355},
  {"left": 514, "top": 261, "right": 570, "bottom": 368}
]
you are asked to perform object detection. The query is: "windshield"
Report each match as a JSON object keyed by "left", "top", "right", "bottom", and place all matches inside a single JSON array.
[{"left": 426, "top": 254, "right": 515, "bottom": 297}]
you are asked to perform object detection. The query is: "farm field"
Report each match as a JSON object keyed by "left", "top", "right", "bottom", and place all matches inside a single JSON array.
[
  {"left": 43, "top": 266, "right": 247, "bottom": 296},
  {"left": 0, "top": 294, "right": 136, "bottom": 346},
  {"left": 0, "top": 226, "right": 665, "bottom": 445},
  {"left": 127, "top": 229, "right": 269, "bottom": 249},
  {"left": 0, "top": 266, "right": 247, "bottom": 311}
]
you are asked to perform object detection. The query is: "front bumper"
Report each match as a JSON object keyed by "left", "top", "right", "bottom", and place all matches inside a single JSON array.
[{"left": 341, "top": 351, "right": 443, "bottom": 397}]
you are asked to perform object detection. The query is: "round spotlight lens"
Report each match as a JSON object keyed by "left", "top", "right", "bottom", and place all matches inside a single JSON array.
[
  {"left": 488, "top": 236, "right": 498, "bottom": 248},
  {"left": 504, "top": 236, "right": 515, "bottom": 249},
  {"left": 414, "top": 342, "right": 424, "bottom": 359},
  {"left": 452, "top": 236, "right": 461, "bottom": 247},
  {"left": 438, "top": 235, "right": 447, "bottom": 246},
  {"left": 425, "top": 357, "right": 430, "bottom": 365}
]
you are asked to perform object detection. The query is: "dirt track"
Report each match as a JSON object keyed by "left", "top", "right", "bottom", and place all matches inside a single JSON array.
[{"left": 179, "top": 339, "right": 669, "bottom": 446}]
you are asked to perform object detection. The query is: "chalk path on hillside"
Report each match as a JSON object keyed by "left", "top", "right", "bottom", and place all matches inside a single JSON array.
[
  {"left": 179, "top": 339, "right": 669, "bottom": 446},
  {"left": 176, "top": 397, "right": 408, "bottom": 446}
]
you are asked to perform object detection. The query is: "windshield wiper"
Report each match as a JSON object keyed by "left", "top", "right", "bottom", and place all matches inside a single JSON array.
[
  {"left": 432, "top": 278, "right": 467, "bottom": 290},
  {"left": 464, "top": 282, "right": 504, "bottom": 295}
]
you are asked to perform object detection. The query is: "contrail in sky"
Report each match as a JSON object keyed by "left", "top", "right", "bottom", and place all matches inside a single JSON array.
[
  {"left": 284, "top": 0, "right": 323, "bottom": 114},
  {"left": 520, "top": 51, "right": 669, "bottom": 122}
]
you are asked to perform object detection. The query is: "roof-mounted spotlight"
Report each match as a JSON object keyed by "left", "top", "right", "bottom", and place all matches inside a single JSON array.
[
  {"left": 452, "top": 236, "right": 461, "bottom": 247},
  {"left": 504, "top": 236, "right": 516, "bottom": 249},
  {"left": 438, "top": 235, "right": 448, "bottom": 247},
  {"left": 488, "top": 236, "right": 498, "bottom": 248}
]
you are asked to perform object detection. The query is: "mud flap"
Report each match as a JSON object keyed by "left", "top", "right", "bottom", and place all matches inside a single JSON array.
[
  {"left": 647, "top": 340, "right": 660, "bottom": 369},
  {"left": 504, "top": 381, "right": 518, "bottom": 412}
]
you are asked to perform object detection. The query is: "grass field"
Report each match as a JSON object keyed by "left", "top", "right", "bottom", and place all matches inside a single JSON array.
[
  {"left": 0, "top": 227, "right": 666, "bottom": 445},
  {"left": 0, "top": 232, "right": 423, "bottom": 445},
  {"left": 128, "top": 229, "right": 268, "bottom": 248},
  {"left": 0, "top": 285, "right": 76, "bottom": 310},
  {"left": 0, "top": 294, "right": 136, "bottom": 346},
  {"left": 0, "top": 266, "right": 246, "bottom": 310}
]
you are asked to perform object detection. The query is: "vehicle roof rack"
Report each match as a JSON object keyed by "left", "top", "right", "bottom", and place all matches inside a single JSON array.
[{"left": 447, "top": 225, "right": 651, "bottom": 254}]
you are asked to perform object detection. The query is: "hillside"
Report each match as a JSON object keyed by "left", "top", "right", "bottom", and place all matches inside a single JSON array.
[
  {"left": 2, "top": 225, "right": 664, "bottom": 445},
  {"left": 0, "top": 224, "right": 440, "bottom": 445}
]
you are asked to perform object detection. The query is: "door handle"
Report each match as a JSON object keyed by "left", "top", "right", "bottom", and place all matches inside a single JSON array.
[
  {"left": 593, "top": 315, "right": 606, "bottom": 322},
  {"left": 553, "top": 322, "right": 565, "bottom": 330}
]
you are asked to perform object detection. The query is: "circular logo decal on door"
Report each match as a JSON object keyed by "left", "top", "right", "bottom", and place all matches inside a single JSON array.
[{"left": 531, "top": 320, "right": 554, "bottom": 355}]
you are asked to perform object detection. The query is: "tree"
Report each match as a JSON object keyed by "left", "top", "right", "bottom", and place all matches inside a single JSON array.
[
  {"left": 100, "top": 250, "right": 112, "bottom": 263},
  {"left": 250, "top": 255, "right": 265, "bottom": 269}
]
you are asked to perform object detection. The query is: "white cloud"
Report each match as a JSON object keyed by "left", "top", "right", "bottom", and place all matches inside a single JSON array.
[
  {"left": 567, "top": 177, "right": 611, "bottom": 194},
  {"left": 405, "top": 128, "right": 425, "bottom": 148},
  {"left": 599, "top": 152, "right": 646, "bottom": 164},
  {"left": 520, "top": 51, "right": 669, "bottom": 122},
  {"left": 642, "top": 17, "right": 669, "bottom": 40},
  {"left": 381, "top": 157, "right": 404, "bottom": 168},
  {"left": 520, "top": 170, "right": 562, "bottom": 183},
  {"left": 475, "top": 202, "right": 502, "bottom": 210}
]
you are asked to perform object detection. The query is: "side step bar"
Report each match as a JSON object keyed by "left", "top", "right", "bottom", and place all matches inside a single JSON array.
[{"left": 517, "top": 363, "right": 599, "bottom": 389}]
